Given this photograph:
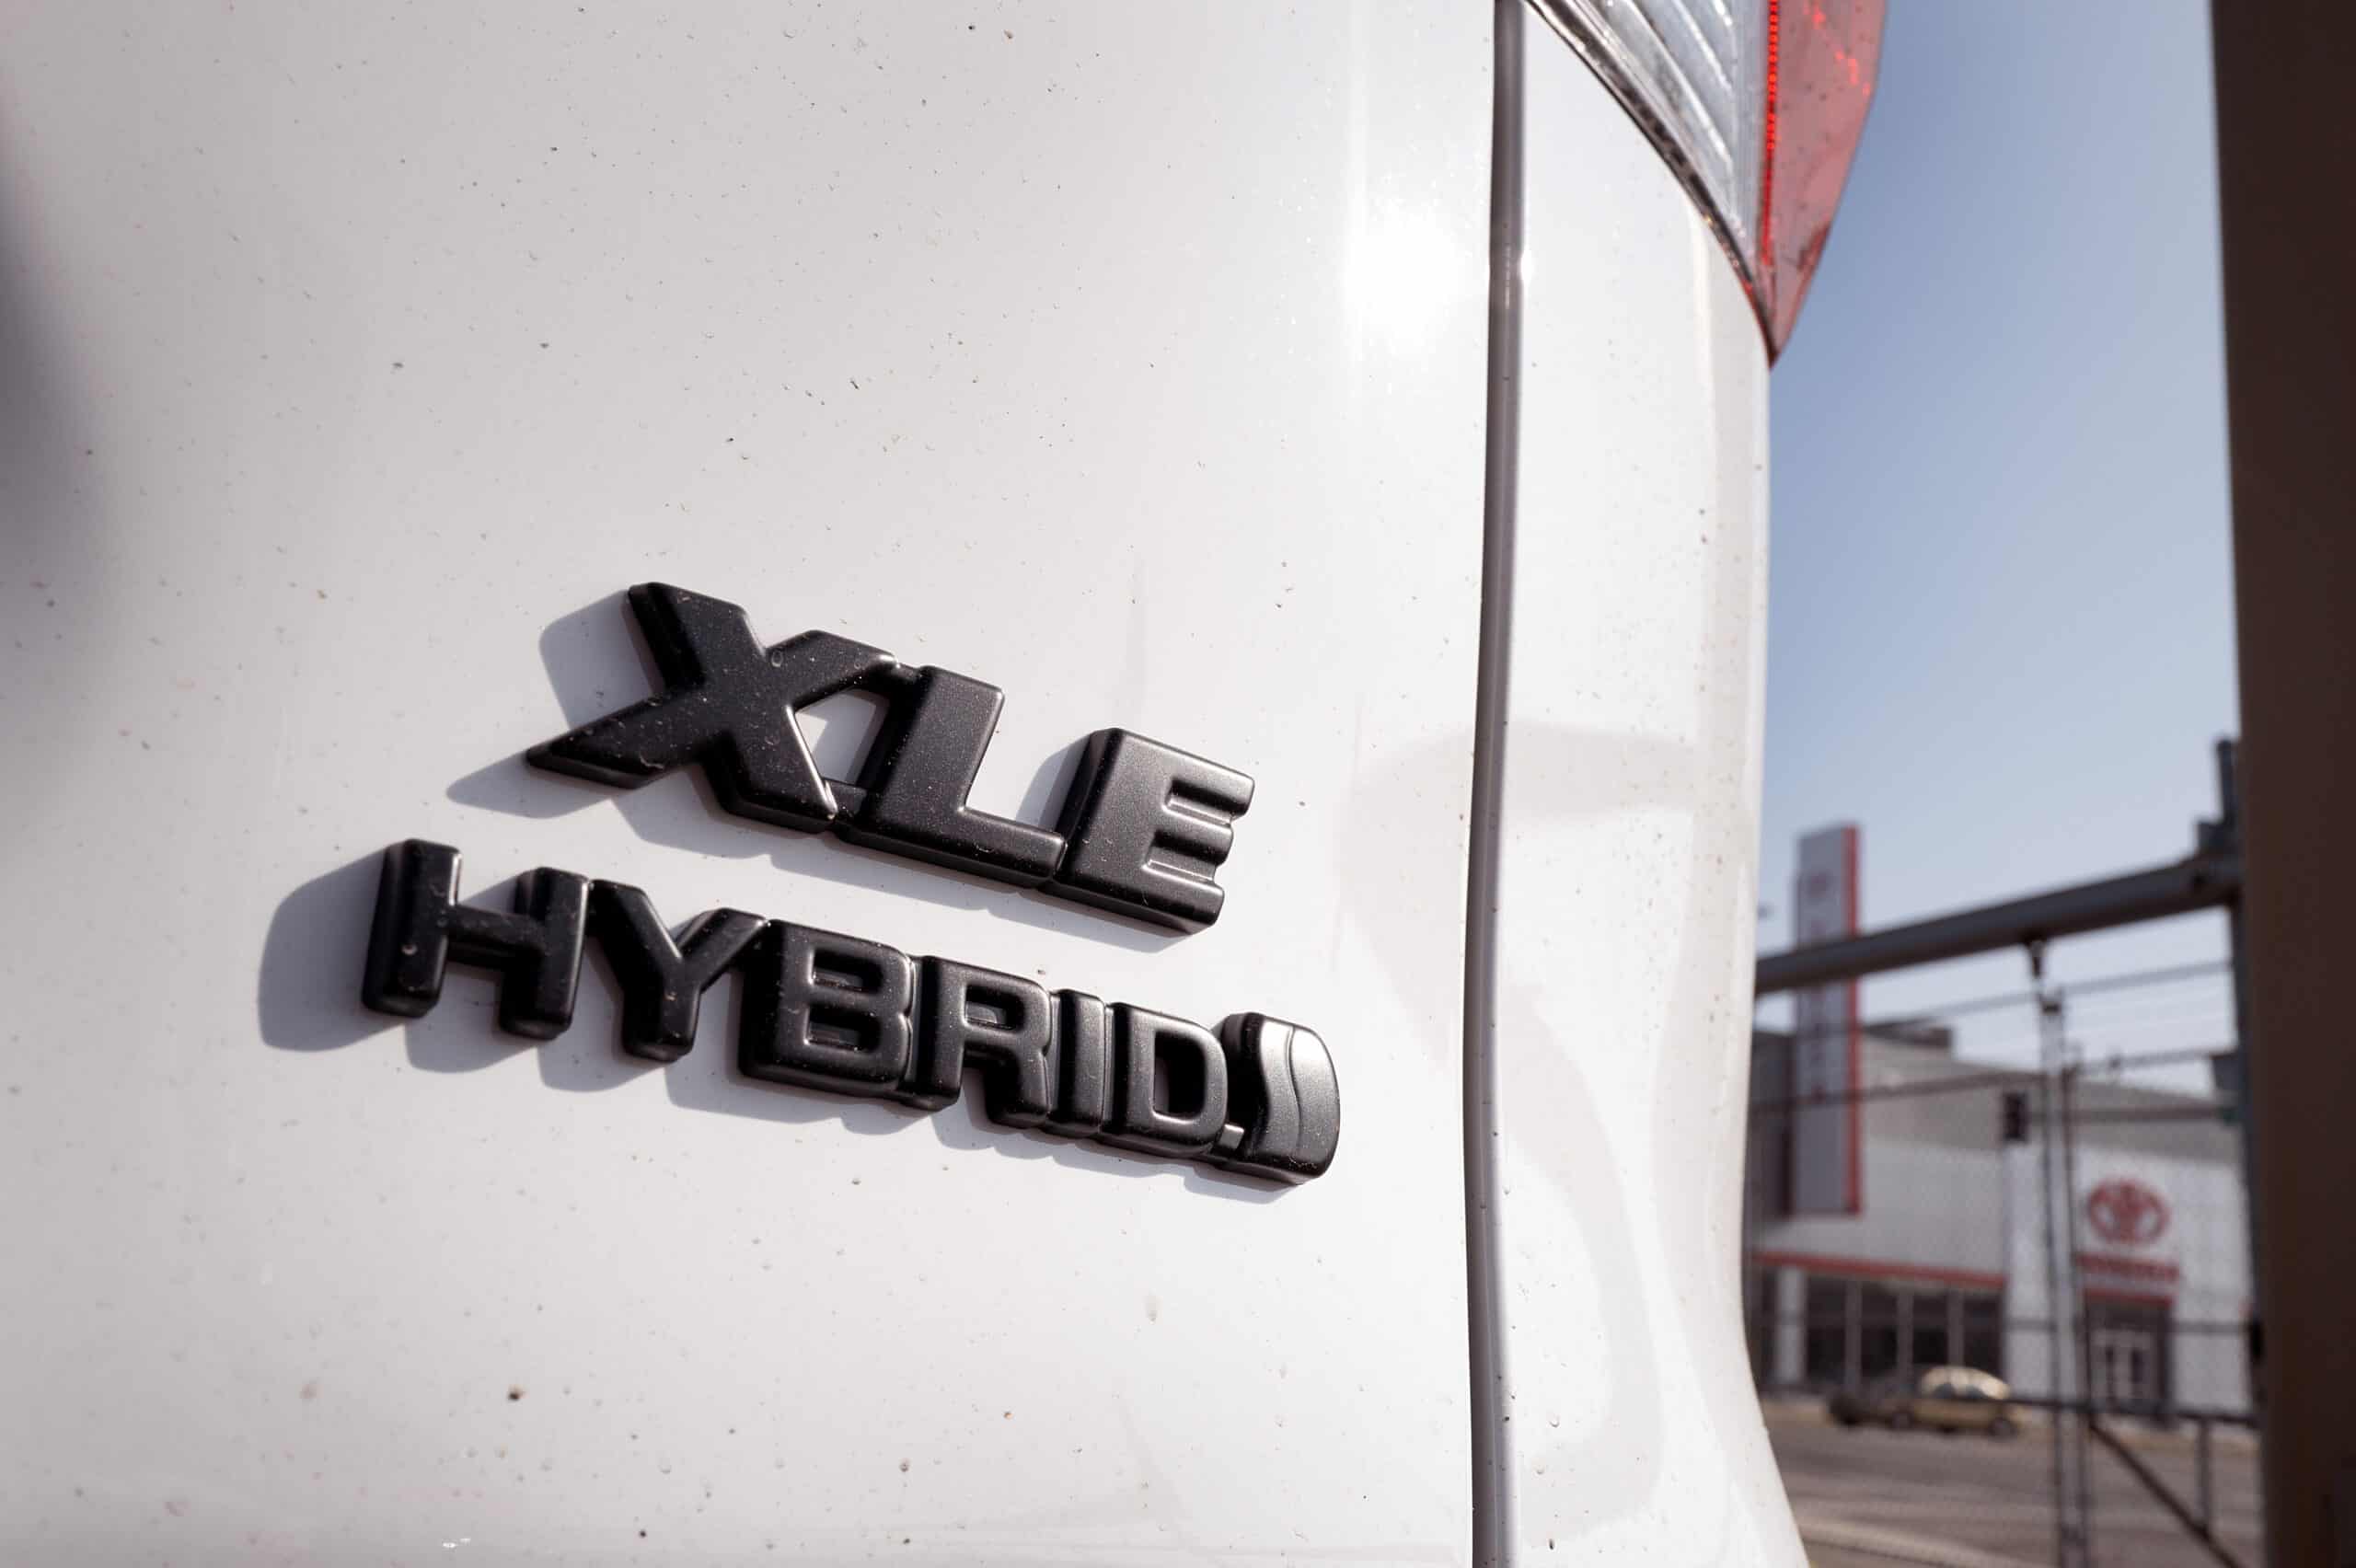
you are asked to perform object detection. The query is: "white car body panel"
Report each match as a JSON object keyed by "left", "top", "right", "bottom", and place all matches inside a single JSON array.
[
  {"left": 1488, "top": 33, "right": 1784, "bottom": 1561},
  {"left": 0, "top": 3, "right": 1784, "bottom": 1562}
]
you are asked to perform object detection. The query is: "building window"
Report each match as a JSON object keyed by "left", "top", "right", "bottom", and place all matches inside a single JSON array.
[
  {"left": 1859, "top": 1283, "right": 1901, "bottom": 1382},
  {"left": 1775, "top": 1270, "right": 2008, "bottom": 1390},
  {"left": 1803, "top": 1277, "right": 1848, "bottom": 1386},
  {"left": 1911, "top": 1288, "right": 1951, "bottom": 1371},
  {"left": 1963, "top": 1294, "right": 2003, "bottom": 1376}
]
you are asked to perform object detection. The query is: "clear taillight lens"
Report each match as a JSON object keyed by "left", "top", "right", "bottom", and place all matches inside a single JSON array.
[{"left": 1528, "top": 0, "right": 1884, "bottom": 356}]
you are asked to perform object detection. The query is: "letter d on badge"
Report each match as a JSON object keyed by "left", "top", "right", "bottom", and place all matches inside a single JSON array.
[{"left": 1211, "top": 1015, "right": 1340, "bottom": 1184}]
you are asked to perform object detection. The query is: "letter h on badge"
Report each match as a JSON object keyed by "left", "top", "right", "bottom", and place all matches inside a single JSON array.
[{"left": 527, "top": 584, "right": 1253, "bottom": 931}]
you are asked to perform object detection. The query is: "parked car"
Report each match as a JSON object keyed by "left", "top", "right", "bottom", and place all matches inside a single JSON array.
[{"left": 1832, "top": 1367, "right": 2022, "bottom": 1436}]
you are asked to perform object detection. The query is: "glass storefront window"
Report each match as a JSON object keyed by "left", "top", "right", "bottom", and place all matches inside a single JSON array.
[
  {"left": 1910, "top": 1288, "right": 1950, "bottom": 1371},
  {"left": 1962, "top": 1293, "right": 2004, "bottom": 1376},
  {"left": 1804, "top": 1276, "right": 1849, "bottom": 1386},
  {"left": 1859, "top": 1284, "right": 1901, "bottom": 1381}
]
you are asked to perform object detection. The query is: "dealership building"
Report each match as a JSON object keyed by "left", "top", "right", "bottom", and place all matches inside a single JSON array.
[{"left": 1742, "top": 1022, "right": 2252, "bottom": 1418}]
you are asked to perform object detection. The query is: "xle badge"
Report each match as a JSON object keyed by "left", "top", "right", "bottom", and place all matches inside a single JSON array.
[
  {"left": 529, "top": 583, "right": 1254, "bottom": 931},
  {"left": 359, "top": 840, "right": 1342, "bottom": 1184}
]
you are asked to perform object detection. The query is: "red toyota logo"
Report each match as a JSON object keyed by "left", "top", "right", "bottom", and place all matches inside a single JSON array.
[{"left": 2086, "top": 1179, "right": 2169, "bottom": 1247}]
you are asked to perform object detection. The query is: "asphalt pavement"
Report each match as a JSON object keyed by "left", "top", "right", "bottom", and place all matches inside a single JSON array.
[{"left": 1763, "top": 1399, "right": 2260, "bottom": 1567}]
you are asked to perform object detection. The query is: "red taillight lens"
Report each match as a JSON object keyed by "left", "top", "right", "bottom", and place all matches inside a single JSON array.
[
  {"left": 1761, "top": 0, "right": 1884, "bottom": 350},
  {"left": 1527, "top": 0, "right": 1885, "bottom": 357}
]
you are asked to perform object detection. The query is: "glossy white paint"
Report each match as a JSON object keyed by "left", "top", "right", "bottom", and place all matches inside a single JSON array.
[
  {"left": 0, "top": 6, "right": 1490, "bottom": 1562},
  {"left": 0, "top": 3, "right": 1796, "bottom": 1562},
  {"left": 1484, "top": 29, "right": 1791, "bottom": 1564}
]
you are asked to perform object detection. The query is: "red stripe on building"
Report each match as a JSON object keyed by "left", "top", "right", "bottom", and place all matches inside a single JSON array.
[
  {"left": 1749, "top": 1249, "right": 2005, "bottom": 1293},
  {"left": 2076, "top": 1250, "right": 2181, "bottom": 1286}
]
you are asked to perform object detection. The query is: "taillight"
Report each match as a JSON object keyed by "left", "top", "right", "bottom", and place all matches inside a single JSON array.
[{"left": 1527, "top": 0, "right": 1884, "bottom": 356}]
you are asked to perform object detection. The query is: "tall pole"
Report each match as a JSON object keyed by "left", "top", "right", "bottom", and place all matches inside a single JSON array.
[
  {"left": 2057, "top": 1038, "right": 2095, "bottom": 1554},
  {"left": 2209, "top": 4, "right": 2356, "bottom": 1562},
  {"left": 2212, "top": 740, "right": 2263, "bottom": 1434},
  {"left": 2033, "top": 944, "right": 2092, "bottom": 1567},
  {"left": 2038, "top": 1058, "right": 2068, "bottom": 1566}
]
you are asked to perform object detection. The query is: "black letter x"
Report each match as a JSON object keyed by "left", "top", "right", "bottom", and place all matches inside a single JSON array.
[{"left": 527, "top": 583, "right": 894, "bottom": 830}]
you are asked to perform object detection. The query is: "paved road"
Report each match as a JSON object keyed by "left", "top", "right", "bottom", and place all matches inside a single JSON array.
[{"left": 1764, "top": 1401, "right": 2260, "bottom": 1567}]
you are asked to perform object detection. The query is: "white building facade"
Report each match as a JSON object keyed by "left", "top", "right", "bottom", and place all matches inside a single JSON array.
[{"left": 1746, "top": 1027, "right": 2251, "bottom": 1418}]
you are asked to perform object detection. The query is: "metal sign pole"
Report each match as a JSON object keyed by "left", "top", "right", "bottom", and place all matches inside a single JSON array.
[
  {"left": 2038, "top": 1059, "right": 2069, "bottom": 1567},
  {"left": 2033, "top": 945, "right": 2093, "bottom": 1567}
]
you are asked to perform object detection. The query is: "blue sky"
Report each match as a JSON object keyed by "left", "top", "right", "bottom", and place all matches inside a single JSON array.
[{"left": 1759, "top": 1, "right": 2240, "bottom": 1075}]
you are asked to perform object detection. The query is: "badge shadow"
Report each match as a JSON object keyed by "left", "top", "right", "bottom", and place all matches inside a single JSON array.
[
  {"left": 257, "top": 858, "right": 1280, "bottom": 1200},
  {"left": 443, "top": 592, "right": 1184, "bottom": 954}
]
